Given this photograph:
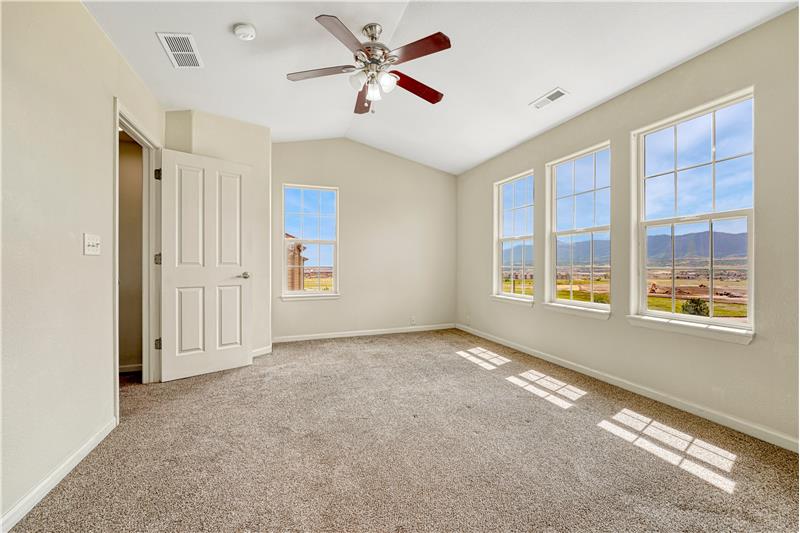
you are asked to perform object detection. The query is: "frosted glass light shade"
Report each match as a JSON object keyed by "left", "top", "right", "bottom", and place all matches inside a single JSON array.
[
  {"left": 349, "top": 71, "right": 367, "bottom": 91},
  {"left": 366, "top": 82, "right": 382, "bottom": 101},
  {"left": 378, "top": 71, "right": 398, "bottom": 93}
]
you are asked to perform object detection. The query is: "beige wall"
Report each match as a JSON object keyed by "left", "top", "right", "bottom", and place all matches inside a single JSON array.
[
  {"left": 456, "top": 10, "right": 798, "bottom": 449},
  {"left": 165, "top": 110, "right": 272, "bottom": 355},
  {"left": 2, "top": 1, "right": 164, "bottom": 519},
  {"left": 118, "top": 139, "right": 143, "bottom": 370},
  {"left": 272, "top": 139, "right": 456, "bottom": 340}
]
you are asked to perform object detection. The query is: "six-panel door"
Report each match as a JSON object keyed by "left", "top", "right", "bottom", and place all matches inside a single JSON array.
[{"left": 161, "top": 149, "right": 252, "bottom": 381}]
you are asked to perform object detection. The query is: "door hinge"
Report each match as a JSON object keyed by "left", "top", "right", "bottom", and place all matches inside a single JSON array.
[
  {"left": 154, "top": 253, "right": 162, "bottom": 265},
  {"left": 154, "top": 168, "right": 162, "bottom": 181},
  {"left": 154, "top": 338, "right": 162, "bottom": 350}
]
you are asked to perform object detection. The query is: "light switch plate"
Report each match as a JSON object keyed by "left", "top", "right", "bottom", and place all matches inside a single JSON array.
[{"left": 83, "top": 233, "right": 101, "bottom": 256}]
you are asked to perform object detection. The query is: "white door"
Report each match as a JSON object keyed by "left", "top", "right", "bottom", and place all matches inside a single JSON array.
[{"left": 160, "top": 149, "right": 252, "bottom": 381}]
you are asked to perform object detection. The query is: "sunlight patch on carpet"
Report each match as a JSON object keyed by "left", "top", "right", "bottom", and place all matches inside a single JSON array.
[
  {"left": 505, "top": 369, "right": 587, "bottom": 409},
  {"left": 598, "top": 409, "right": 737, "bottom": 493}
]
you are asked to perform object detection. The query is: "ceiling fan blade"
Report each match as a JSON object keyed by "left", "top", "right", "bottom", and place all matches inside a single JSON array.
[
  {"left": 316, "top": 15, "right": 363, "bottom": 53},
  {"left": 287, "top": 65, "right": 355, "bottom": 81},
  {"left": 354, "top": 85, "right": 371, "bottom": 114},
  {"left": 393, "top": 71, "right": 443, "bottom": 104},
  {"left": 391, "top": 32, "right": 451, "bottom": 65}
]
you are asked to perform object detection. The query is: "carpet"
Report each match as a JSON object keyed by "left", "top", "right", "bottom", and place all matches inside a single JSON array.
[{"left": 12, "top": 329, "right": 798, "bottom": 532}]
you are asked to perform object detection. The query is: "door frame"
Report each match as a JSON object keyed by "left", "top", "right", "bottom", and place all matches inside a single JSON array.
[{"left": 113, "top": 98, "right": 162, "bottom": 421}]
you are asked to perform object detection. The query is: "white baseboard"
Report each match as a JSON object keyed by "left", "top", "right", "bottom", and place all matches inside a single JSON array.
[
  {"left": 251, "top": 345, "right": 272, "bottom": 358},
  {"left": 456, "top": 323, "right": 798, "bottom": 452},
  {"left": 273, "top": 323, "right": 455, "bottom": 344},
  {"left": 1, "top": 418, "right": 117, "bottom": 532},
  {"left": 118, "top": 364, "right": 142, "bottom": 373}
]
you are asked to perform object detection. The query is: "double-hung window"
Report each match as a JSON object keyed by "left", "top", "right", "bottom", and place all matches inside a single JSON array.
[
  {"left": 495, "top": 173, "right": 534, "bottom": 300},
  {"left": 637, "top": 94, "right": 753, "bottom": 327},
  {"left": 283, "top": 185, "right": 338, "bottom": 296},
  {"left": 549, "top": 144, "right": 611, "bottom": 308}
]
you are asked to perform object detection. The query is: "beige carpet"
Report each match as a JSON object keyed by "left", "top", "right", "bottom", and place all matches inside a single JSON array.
[{"left": 13, "top": 329, "right": 798, "bottom": 532}]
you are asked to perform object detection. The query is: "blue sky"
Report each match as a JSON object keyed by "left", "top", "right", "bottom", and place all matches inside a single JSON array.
[
  {"left": 285, "top": 187, "right": 336, "bottom": 241},
  {"left": 644, "top": 99, "right": 752, "bottom": 220},
  {"left": 501, "top": 175, "right": 533, "bottom": 237},
  {"left": 555, "top": 148, "right": 611, "bottom": 232}
]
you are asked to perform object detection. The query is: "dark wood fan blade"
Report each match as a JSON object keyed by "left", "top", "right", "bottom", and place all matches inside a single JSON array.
[
  {"left": 391, "top": 32, "right": 451, "bottom": 65},
  {"left": 316, "top": 15, "right": 363, "bottom": 53},
  {"left": 287, "top": 65, "right": 355, "bottom": 81},
  {"left": 354, "top": 85, "right": 371, "bottom": 114},
  {"left": 393, "top": 71, "right": 443, "bottom": 104}
]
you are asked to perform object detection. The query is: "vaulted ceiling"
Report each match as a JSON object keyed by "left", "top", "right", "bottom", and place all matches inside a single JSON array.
[{"left": 86, "top": 2, "right": 792, "bottom": 174}]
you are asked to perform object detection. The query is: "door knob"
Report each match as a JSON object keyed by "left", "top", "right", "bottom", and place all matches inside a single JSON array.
[{"left": 239, "top": 271, "right": 251, "bottom": 279}]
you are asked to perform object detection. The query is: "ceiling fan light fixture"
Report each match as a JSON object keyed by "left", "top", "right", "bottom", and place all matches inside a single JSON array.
[
  {"left": 378, "top": 71, "right": 399, "bottom": 93},
  {"left": 286, "top": 14, "right": 451, "bottom": 114},
  {"left": 366, "top": 81, "right": 382, "bottom": 101},
  {"left": 349, "top": 71, "right": 367, "bottom": 91}
]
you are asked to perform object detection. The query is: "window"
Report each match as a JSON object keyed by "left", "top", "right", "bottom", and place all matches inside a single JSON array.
[
  {"left": 549, "top": 144, "right": 611, "bottom": 308},
  {"left": 495, "top": 173, "right": 534, "bottom": 300},
  {"left": 638, "top": 95, "right": 752, "bottom": 327},
  {"left": 283, "top": 185, "right": 338, "bottom": 296}
]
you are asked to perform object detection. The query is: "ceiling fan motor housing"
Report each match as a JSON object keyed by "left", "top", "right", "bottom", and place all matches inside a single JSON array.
[
  {"left": 362, "top": 23, "right": 382, "bottom": 41},
  {"left": 358, "top": 23, "right": 398, "bottom": 66}
]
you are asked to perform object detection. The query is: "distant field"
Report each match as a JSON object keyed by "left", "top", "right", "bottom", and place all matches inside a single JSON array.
[
  {"left": 646, "top": 267, "right": 747, "bottom": 319},
  {"left": 647, "top": 294, "right": 746, "bottom": 318},
  {"left": 555, "top": 276, "right": 610, "bottom": 304},
  {"left": 301, "top": 273, "right": 334, "bottom": 291},
  {"left": 502, "top": 279, "right": 534, "bottom": 296},
  {"left": 500, "top": 272, "right": 745, "bottom": 318}
]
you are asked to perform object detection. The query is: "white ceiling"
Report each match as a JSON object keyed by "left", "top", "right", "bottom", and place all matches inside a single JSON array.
[{"left": 86, "top": 2, "right": 793, "bottom": 174}]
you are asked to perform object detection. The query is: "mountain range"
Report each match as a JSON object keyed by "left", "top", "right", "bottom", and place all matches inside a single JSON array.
[
  {"left": 502, "top": 231, "right": 746, "bottom": 266},
  {"left": 645, "top": 231, "right": 746, "bottom": 264}
]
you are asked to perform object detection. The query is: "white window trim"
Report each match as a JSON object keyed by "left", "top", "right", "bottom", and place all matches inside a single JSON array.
[
  {"left": 282, "top": 183, "right": 340, "bottom": 298},
  {"left": 490, "top": 293, "right": 534, "bottom": 307},
  {"left": 492, "top": 169, "right": 535, "bottom": 302},
  {"left": 281, "top": 293, "right": 341, "bottom": 302},
  {"left": 626, "top": 314, "right": 753, "bottom": 345},
  {"left": 545, "top": 141, "right": 612, "bottom": 313},
  {"left": 543, "top": 301, "right": 610, "bottom": 320},
  {"left": 629, "top": 88, "right": 755, "bottom": 336}
]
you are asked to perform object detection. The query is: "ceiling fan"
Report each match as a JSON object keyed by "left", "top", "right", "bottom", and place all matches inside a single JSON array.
[{"left": 286, "top": 15, "right": 451, "bottom": 114}]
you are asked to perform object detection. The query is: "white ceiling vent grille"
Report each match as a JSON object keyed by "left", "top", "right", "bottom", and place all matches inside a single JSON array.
[
  {"left": 530, "top": 87, "right": 568, "bottom": 109},
  {"left": 157, "top": 33, "right": 204, "bottom": 69}
]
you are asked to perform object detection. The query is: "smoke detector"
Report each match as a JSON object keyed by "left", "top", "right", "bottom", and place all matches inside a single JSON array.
[
  {"left": 157, "top": 33, "right": 203, "bottom": 69},
  {"left": 233, "top": 23, "right": 257, "bottom": 41},
  {"left": 530, "top": 87, "right": 568, "bottom": 109}
]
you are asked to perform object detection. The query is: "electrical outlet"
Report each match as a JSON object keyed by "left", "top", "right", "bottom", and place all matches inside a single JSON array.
[
  {"left": 410, "top": 315, "right": 416, "bottom": 326},
  {"left": 466, "top": 313, "right": 471, "bottom": 324}
]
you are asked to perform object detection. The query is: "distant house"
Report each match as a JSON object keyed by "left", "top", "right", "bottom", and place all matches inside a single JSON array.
[{"left": 285, "top": 233, "right": 307, "bottom": 291}]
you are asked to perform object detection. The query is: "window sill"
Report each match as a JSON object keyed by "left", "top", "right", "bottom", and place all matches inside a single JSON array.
[
  {"left": 281, "top": 293, "right": 340, "bottom": 302},
  {"left": 543, "top": 302, "right": 610, "bottom": 320},
  {"left": 490, "top": 294, "right": 534, "bottom": 307},
  {"left": 626, "top": 314, "right": 753, "bottom": 345}
]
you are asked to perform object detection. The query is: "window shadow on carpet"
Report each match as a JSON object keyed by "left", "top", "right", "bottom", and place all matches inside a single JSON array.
[
  {"left": 598, "top": 408, "right": 737, "bottom": 493},
  {"left": 506, "top": 369, "right": 588, "bottom": 409},
  {"left": 455, "top": 347, "right": 511, "bottom": 370}
]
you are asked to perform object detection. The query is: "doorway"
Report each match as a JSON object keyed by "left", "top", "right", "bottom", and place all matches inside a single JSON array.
[
  {"left": 118, "top": 131, "right": 144, "bottom": 385},
  {"left": 114, "top": 101, "right": 161, "bottom": 423}
]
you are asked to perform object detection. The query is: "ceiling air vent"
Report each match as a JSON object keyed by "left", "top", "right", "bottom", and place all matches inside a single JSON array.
[
  {"left": 530, "top": 87, "right": 568, "bottom": 109},
  {"left": 157, "top": 33, "right": 204, "bottom": 69}
]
